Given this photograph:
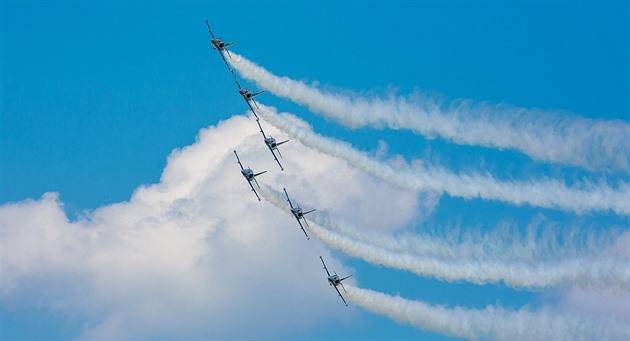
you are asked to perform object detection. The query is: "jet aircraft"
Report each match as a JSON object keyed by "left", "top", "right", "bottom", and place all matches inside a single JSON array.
[
  {"left": 234, "top": 150, "right": 266, "bottom": 201},
  {"left": 204, "top": 19, "right": 238, "bottom": 71},
  {"left": 239, "top": 88, "right": 265, "bottom": 112},
  {"left": 319, "top": 256, "right": 352, "bottom": 306},
  {"left": 256, "top": 119, "right": 289, "bottom": 171},
  {"left": 283, "top": 188, "right": 315, "bottom": 240},
  {"left": 232, "top": 77, "right": 264, "bottom": 118}
]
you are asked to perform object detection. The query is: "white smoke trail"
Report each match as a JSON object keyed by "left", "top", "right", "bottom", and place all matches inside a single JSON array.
[
  {"left": 228, "top": 52, "right": 630, "bottom": 173},
  {"left": 344, "top": 285, "right": 628, "bottom": 340},
  {"left": 258, "top": 185, "right": 629, "bottom": 290},
  {"left": 309, "top": 210, "right": 624, "bottom": 264},
  {"left": 254, "top": 104, "right": 630, "bottom": 215}
]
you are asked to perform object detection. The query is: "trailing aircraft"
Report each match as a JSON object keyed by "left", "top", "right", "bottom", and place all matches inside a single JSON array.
[
  {"left": 204, "top": 19, "right": 238, "bottom": 71},
  {"left": 232, "top": 76, "right": 264, "bottom": 118},
  {"left": 283, "top": 188, "right": 315, "bottom": 240},
  {"left": 256, "top": 119, "right": 289, "bottom": 171},
  {"left": 319, "top": 256, "right": 352, "bottom": 306},
  {"left": 234, "top": 150, "right": 266, "bottom": 201}
]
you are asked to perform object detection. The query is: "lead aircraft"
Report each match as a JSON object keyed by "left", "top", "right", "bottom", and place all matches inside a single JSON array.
[
  {"left": 234, "top": 150, "right": 266, "bottom": 201},
  {"left": 205, "top": 19, "right": 238, "bottom": 71},
  {"left": 283, "top": 188, "right": 314, "bottom": 240},
  {"left": 319, "top": 256, "right": 352, "bottom": 306}
]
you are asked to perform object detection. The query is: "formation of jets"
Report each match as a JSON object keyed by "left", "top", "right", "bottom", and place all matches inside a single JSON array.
[{"left": 207, "top": 20, "right": 352, "bottom": 307}]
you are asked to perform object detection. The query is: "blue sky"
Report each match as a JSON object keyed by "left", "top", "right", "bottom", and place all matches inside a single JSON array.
[{"left": 2, "top": 1, "right": 628, "bottom": 340}]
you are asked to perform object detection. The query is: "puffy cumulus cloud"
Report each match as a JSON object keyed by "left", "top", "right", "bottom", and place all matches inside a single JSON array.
[{"left": 0, "top": 113, "right": 431, "bottom": 339}]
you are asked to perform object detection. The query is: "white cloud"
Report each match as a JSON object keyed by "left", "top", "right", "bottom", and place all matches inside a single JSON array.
[{"left": 0, "top": 114, "right": 428, "bottom": 338}]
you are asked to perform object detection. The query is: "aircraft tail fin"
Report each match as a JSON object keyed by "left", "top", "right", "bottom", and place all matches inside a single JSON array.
[
  {"left": 340, "top": 274, "right": 352, "bottom": 282},
  {"left": 303, "top": 209, "right": 316, "bottom": 216}
]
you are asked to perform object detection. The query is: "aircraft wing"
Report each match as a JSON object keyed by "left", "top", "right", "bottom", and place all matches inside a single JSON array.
[
  {"left": 204, "top": 19, "right": 215, "bottom": 38},
  {"left": 274, "top": 139, "right": 289, "bottom": 159},
  {"left": 295, "top": 216, "right": 310, "bottom": 240},
  {"left": 252, "top": 172, "right": 266, "bottom": 189},
  {"left": 231, "top": 70, "right": 242, "bottom": 89},
  {"left": 244, "top": 101, "right": 259, "bottom": 119},
  {"left": 268, "top": 147, "right": 284, "bottom": 171},
  {"left": 256, "top": 118, "right": 267, "bottom": 139},
  {"left": 333, "top": 284, "right": 348, "bottom": 306},
  {"left": 233, "top": 150, "right": 244, "bottom": 170},
  {"left": 283, "top": 188, "right": 294, "bottom": 209},
  {"left": 319, "top": 256, "right": 332, "bottom": 276},
  {"left": 217, "top": 50, "right": 233, "bottom": 71},
  {"left": 247, "top": 179, "right": 261, "bottom": 201}
]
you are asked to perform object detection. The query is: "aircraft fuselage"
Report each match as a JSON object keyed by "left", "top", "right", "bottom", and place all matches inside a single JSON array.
[
  {"left": 211, "top": 38, "right": 226, "bottom": 50},
  {"left": 265, "top": 137, "right": 277, "bottom": 149},
  {"left": 328, "top": 275, "right": 341, "bottom": 286},
  {"left": 239, "top": 88, "right": 252, "bottom": 100},
  {"left": 241, "top": 168, "right": 254, "bottom": 181},
  {"left": 291, "top": 207, "right": 304, "bottom": 218}
]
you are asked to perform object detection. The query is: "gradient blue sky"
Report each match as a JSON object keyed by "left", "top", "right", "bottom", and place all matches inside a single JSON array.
[{"left": 2, "top": 1, "right": 628, "bottom": 340}]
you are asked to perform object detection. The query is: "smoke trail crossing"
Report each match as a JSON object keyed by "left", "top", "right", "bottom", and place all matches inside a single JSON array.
[
  {"left": 255, "top": 104, "right": 630, "bottom": 215},
  {"left": 228, "top": 53, "right": 630, "bottom": 172},
  {"left": 344, "top": 285, "right": 628, "bottom": 340}
]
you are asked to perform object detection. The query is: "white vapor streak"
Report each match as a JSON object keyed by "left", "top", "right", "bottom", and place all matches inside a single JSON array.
[
  {"left": 258, "top": 185, "right": 629, "bottom": 289},
  {"left": 310, "top": 211, "right": 621, "bottom": 263},
  {"left": 255, "top": 104, "right": 630, "bottom": 215},
  {"left": 344, "top": 286, "right": 628, "bottom": 340},
  {"left": 228, "top": 53, "right": 630, "bottom": 172}
]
